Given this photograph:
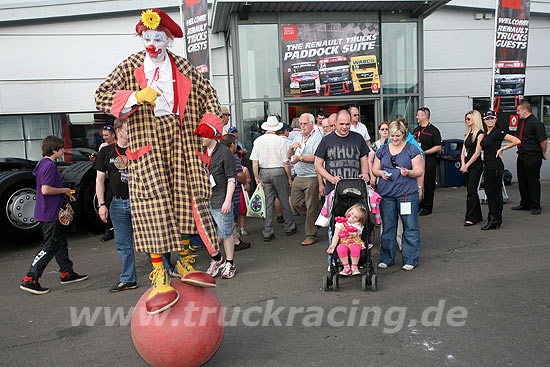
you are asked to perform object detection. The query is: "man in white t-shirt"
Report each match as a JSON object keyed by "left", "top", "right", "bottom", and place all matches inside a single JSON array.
[
  {"left": 250, "top": 116, "right": 297, "bottom": 241},
  {"left": 349, "top": 106, "right": 372, "bottom": 149}
]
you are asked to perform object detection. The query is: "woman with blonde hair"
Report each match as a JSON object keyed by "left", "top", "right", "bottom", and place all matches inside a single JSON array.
[
  {"left": 460, "top": 110, "right": 484, "bottom": 226},
  {"left": 373, "top": 120, "right": 424, "bottom": 270}
]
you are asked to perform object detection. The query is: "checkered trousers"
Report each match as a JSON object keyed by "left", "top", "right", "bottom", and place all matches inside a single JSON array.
[{"left": 95, "top": 51, "right": 220, "bottom": 254}]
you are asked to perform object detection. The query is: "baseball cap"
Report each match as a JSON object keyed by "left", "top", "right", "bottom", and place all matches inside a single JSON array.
[
  {"left": 228, "top": 126, "right": 238, "bottom": 133},
  {"left": 483, "top": 110, "right": 497, "bottom": 119},
  {"left": 280, "top": 123, "right": 291, "bottom": 131}
]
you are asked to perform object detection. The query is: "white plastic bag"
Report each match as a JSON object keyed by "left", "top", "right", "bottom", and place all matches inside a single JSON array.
[{"left": 247, "top": 184, "right": 266, "bottom": 218}]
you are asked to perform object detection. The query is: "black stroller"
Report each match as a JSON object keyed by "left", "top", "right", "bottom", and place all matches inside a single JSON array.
[{"left": 322, "top": 178, "right": 377, "bottom": 292}]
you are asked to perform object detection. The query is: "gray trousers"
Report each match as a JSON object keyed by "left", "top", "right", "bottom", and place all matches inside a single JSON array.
[{"left": 259, "top": 167, "right": 296, "bottom": 237}]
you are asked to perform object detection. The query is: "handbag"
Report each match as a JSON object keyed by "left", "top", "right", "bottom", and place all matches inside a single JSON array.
[{"left": 246, "top": 184, "right": 266, "bottom": 218}]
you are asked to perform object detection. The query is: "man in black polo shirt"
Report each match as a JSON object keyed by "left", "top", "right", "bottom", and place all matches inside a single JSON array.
[
  {"left": 512, "top": 101, "right": 548, "bottom": 215},
  {"left": 413, "top": 107, "right": 442, "bottom": 216}
]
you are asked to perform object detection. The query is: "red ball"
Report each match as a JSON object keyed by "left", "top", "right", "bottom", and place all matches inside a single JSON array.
[{"left": 131, "top": 279, "right": 224, "bottom": 367}]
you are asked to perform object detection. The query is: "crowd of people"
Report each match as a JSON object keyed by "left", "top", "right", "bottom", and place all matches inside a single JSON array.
[{"left": 20, "top": 100, "right": 547, "bottom": 296}]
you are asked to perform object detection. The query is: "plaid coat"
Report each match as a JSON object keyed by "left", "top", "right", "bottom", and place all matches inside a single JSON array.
[{"left": 95, "top": 50, "right": 220, "bottom": 255}]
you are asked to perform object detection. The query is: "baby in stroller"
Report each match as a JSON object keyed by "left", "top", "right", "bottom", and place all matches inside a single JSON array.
[{"left": 327, "top": 204, "right": 368, "bottom": 276}]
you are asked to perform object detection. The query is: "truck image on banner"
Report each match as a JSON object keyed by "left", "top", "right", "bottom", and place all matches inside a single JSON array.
[
  {"left": 319, "top": 56, "right": 352, "bottom": 96},
  {"left": 288, "top": 61, "right": 320, "bottom": 96},
  {"left": 350, "top": 55, "right": 380, "bottom": 93},
  {"left": 281, "top": 22, "right": 379, "bottom": 97}
]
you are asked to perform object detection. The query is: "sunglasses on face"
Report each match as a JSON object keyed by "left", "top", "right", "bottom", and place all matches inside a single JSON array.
[
  {"left": 380, "top": 128, "right": 388, "bottom": 131},
  {"left": 465, "top": 117, "right": 471, "bottom": 121},
  {"left": 353, "top": 114, "right": 359, "bottom": 117},
  {"left": 103, "top": 125, "right": 113, "bottom": 130}
]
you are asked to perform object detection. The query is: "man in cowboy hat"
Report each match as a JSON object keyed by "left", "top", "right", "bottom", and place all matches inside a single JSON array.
[
  {"left": 250, "top": 116, "right": 297, "bottom": 241},
  {"left": 95, "top": 8, "right": 221, "bottom": 315}
]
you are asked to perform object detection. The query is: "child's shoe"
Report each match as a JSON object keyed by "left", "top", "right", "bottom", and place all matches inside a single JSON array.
[
  {"left": 351, "top": 265, "right": 360, "bottom": 275},
  {"left": 339, "top": 265, "right": 351, "bottom": 276},
  {"left": 20, "top": 277, "right": 50, "bottom": 295},
  {"left": 60, "top": 268, "right": 88, "bottom": 284}
]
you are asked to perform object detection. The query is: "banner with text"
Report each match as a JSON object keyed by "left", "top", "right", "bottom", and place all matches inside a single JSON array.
[
  {"left": 184, "top": 0, "right": 210, "bottom": 79},
  {"left": 281, "top": 23, "right": 380, "bottom": 98},
  {"left": 492, "top": 0, "right": 531, "bottom": 124}
]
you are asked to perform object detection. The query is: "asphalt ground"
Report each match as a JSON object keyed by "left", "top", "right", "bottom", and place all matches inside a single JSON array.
[{"left": 1, "top": 182, "right": 549, "bottom": 366}]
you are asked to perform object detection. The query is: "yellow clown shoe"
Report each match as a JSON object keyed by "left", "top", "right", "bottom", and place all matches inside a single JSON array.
[
  {"left": 145, "top": 266, "right": 179, "bottom": 315},
  {"left": 174, "top": 255, "right": 216, "bottom": 288}
]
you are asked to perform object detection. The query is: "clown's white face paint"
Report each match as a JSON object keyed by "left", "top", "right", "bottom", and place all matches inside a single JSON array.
[{"left": 142, "top": 30, "right": 171, "bottom": 63}]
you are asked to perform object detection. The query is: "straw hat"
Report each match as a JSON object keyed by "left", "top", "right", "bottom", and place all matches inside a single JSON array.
[{"left": 261, "top": 116, "right": 283, "bottom": 132}]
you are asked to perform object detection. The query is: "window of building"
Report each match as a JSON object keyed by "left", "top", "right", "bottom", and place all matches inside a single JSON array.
[
  {"left": 0, "top": 113, "right": 113, "bottom": 161},
  {"left": 238, "top": 24, "right": 281, "bottom": 100},
  {"left": 382, "top": 23, "right": 418, "bottom": 94},
  {"left": 543, "top": 96, "right": 550, "bottom": 136},
  {"left": 241, "top": 101, "right": 282, "bottom": 151},
  {"left": 383, "top": 96, "right": 419, "bottom": 130}
]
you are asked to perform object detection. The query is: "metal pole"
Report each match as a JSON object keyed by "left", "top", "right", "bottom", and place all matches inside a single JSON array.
[
  {"left": 179, "top": 0, "right": 186, "bottom": 58},
  {"left": 490, "top": 0, "right": 499, "bottom": 110}
]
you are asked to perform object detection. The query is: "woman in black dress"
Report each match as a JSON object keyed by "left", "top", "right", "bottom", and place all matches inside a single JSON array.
[
  {"left": 460, "top": 110, "right": 484, "bottom": 226},
  {"left": 480, "top": 110, "right": 520, "bottom": 230}
]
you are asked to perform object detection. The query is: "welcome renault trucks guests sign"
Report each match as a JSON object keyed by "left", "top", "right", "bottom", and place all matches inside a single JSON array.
[
  {"left": 184, "top": 0, "right": 210, "bottom": 79},
  {"left": 492, "top": 0, "right": 531, "bottom": 129},
  {"left": 281, "top": 23, "right": 380, "bottom": 98}
]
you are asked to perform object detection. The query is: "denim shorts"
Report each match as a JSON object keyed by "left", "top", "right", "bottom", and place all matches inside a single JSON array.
[{"left": 210, "top": 204, "right": 234, "bottom": 239}]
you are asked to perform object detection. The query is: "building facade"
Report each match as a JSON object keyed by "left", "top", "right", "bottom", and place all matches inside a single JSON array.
[{"left": 0, "top": 0, "right": 548, "bottom": 178}]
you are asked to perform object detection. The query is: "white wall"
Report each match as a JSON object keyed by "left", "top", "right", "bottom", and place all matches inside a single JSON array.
[
  {"left": 424, "top": 7, "right": 550, "bottom": 180},
  {"left": 0, "top": 9, "right": 230, "bottom": 114}
]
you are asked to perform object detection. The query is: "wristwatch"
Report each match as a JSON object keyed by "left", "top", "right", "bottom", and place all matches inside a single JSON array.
[
  {"left": 98, "top": 203, "right": 106, "bottom": 208},
  {"left": 299, "top": 156, "right": 303, "bottom": 162},
  {"left": 418, "top": 186, "right": 423, "bottom": 190}
]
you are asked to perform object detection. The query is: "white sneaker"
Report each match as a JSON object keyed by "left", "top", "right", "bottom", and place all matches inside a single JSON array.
[
  {"left": 378, "top": 262, "right": 388, "bottom": 269},
  {"left": 207, "top": 257, "right": 226, "bottom": 277},
  {"left": 221, "top": 262, "right": 236, "bottom": 279},
  {"left": 402, "top": 264, "right": 415, "bottom": 271}
]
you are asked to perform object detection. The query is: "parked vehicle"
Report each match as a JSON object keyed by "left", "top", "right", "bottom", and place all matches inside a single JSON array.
[
  {"left": 350, "top": 55, "right": 380, "bottom": 93},
  {"left": 0, "top": 154, "right": 103, "bottom": 243},
  {"left": 288, "top": 62, "right": 320, "bottom": 96},
  {"left": 318, "top": 56, "right": 352, "bottom": 96}
]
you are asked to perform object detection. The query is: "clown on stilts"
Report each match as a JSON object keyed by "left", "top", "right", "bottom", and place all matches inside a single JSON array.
[{"left": 95, "top": 9, "right": 224, "bottom": 315}]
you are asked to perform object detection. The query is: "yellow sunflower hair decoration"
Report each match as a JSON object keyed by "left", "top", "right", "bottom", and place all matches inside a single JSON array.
[{"left": 142, "top": 9, "right": 161, "bottom": 30}]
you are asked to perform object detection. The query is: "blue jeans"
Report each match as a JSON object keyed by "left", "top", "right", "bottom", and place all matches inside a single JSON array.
[
  {"left": 380, "top": 192, "right": 421, "bottom": 267},
  {"left": 110, "top": 197, "right": 136, "bottom": 282}
]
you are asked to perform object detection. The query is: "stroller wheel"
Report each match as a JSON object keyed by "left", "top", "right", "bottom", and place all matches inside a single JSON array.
[
  {"left": 371, "top": 274, "right": 377, "bottom": 292},
  {"left": 322, "top": 274, "right": 330, "bottom": 292},
  {"left": 332, "top": 274, "right": 339, "bottom": 291},
  {"left": 361, "top": 274, "right": 368, "bottom": 291}
]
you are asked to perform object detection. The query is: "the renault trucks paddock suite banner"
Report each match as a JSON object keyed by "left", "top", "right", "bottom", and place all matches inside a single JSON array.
[
  {"left": 281, "top": 23, "right": 380, "bottom": 97},
  {"left": 492, "top": 0, "right": 531, "bottom": 130},
  {"left": 184, "top": 0, "right": 210, "bottom": 79}
]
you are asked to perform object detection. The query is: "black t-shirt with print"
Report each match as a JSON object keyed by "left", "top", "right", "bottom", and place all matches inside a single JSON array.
[
  {"left": 315, "top": 131, "right": 370, "bottom": 195},
  {"left": 93, "top": 142, "right": 129, "bottom": 198},
  {"left": 481, "top": 128, "right": 507, "bottom": 170},
  {"left": 412, "top": 123, "right": 442, "bottom": 157}
]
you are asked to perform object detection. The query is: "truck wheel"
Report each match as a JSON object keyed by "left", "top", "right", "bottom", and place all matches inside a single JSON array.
[
  {"left": 78, "top": 181, "right": 104, "bottom": 233},
  {"left": 0, "top": 182, "right": 41, "bottom": 243}
]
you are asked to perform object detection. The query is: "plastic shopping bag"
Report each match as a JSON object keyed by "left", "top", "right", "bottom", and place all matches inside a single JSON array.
[{"left": 247, "top": 184, "right": 266, "bottom": 218}]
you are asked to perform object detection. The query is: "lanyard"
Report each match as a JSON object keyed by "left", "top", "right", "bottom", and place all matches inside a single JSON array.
[
  {"left": 205, "top": 147, "right": 215, "bottom": 169},
  {"left": 302, "top": 129, "right": 315, "bottom": 146},
  {"left": 114, "top": 143, "right": 128, "bottom": 168},
  {"left": 415, "top": 123, "right": 430, "bottom": 141}
]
